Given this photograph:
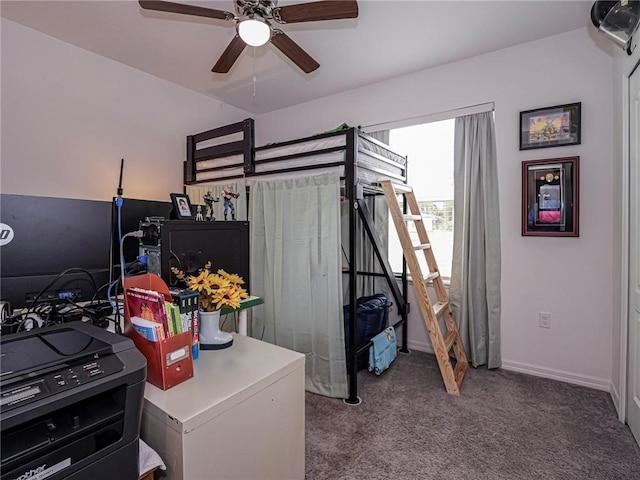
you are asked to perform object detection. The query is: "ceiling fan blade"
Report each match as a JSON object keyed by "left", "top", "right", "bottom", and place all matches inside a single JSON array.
[
  {"left": 275, "top": 0, "right": 358, "bottom": 23},
  {"left": 271, "top": 30, "right": 319, "bottom": 73},
  {"left": 138, "top": 1, "right": 233, "bottom": 21},
  {"left": 212, "top": 36, "right": 247, "bottom": 73}
]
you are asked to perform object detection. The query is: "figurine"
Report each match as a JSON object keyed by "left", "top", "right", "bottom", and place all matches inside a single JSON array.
[
  {"left": 203, "top": 191, "right": 220, "bottom": 221},
  {"left": 221, "top": 184, "right": 240, "bottom": 220},
  {"left": 195, "top": 205, "right": 204, "bottom": 221}
]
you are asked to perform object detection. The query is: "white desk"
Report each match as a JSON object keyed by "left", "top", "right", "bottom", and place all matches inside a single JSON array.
[{"left": 140, "top": 334, "right": 305, "bottom": 480}]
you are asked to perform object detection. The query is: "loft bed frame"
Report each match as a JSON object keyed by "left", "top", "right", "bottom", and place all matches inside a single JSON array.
[{"left": 185, "top": 118, "right": 410, "bottom": 404}]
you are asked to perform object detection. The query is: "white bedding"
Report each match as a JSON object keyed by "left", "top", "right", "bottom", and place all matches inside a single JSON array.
[
  {"left": 255, "top": 135, "right": 346, "bottom": 160},
  {"left": 194, "top": 130, "right": 405, "bottom": 183}
]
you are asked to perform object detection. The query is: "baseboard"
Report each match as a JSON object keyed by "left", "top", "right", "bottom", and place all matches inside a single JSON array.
[
  {"left": 406, "top": 339, "right": 433, "bottom": 354},
  {"left": 501, "top": 359, "right": 610, "bottom": 392},
  {"left": 405, "top": 343, "right": 611, "bottom": 392},
  {"left": 610, "top": 381, "right": 622, "bottom": 417}
]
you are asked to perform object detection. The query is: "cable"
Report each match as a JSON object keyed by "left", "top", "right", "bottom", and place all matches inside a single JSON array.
[
  {"left": 116, "top": 229, "right": 143, "bottom": 335},
  {"left": 28, "top": 268, "right": 99, "bottom": 314},
  {"left": 119, "top": 230, "right": 143, "bottom": 286},
  {"left": 17, "top": 315, "right": 42, "bottom": 332},
  {"left": 107, "top": 279, "right": 121, "bottom": 315},
  {"left": 117, "top": 198, "right": 124, "bottom": 271},
  {"left": 91, "top": 280, "right": 112, "bottom": 302},
  {"left": 108, "top": 314, "right": 122, "bottom": 335},
  {"left": 107, "top": 278, "right": 123, "bottom": 335}
]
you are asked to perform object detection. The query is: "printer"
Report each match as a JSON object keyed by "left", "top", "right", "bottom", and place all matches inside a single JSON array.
[{"left": 0, "top": 322, "right": 146, "bottom": 480}]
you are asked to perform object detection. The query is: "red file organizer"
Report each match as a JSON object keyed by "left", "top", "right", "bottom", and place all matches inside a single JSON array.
[{"left": 123, "top": 274, "right": 194, "bottom": 390}]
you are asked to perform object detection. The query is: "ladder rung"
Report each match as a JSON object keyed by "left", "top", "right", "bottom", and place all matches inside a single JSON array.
[
  {"left": 403, "top": 214, "right": 422, "bottom": 222},
  {"left": 424, "top": 271, "right": 439, "bottom": 283},
  {"left": 388, "top": 182, "right": 413, "bottom": 193},
  {"left": 433, "top": 301, "right": 448, "bottom": 318},
  {"left": 413, "top": 243, "right": 431, "bottom": 251},
  {"left": 443, "top": 331, "right": 456, "bottom": 351}
]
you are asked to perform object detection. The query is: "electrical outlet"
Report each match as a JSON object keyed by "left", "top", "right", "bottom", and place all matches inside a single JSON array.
[{"left": 539, "top": 312, "right": 551, "bottom": 329}]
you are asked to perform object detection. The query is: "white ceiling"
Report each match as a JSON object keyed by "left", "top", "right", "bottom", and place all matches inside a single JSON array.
[{"left": 1, "top": 0, "right": 595, "bottom": 115}]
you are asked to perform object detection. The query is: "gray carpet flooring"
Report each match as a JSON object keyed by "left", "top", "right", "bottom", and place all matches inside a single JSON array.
[{"left": 305, "top": 350, "right": 640, "bottom": 480}]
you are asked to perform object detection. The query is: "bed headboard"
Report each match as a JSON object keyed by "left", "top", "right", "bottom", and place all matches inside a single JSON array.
[{"left": 185, "top": 118, "right": 255, "bottom": 185}]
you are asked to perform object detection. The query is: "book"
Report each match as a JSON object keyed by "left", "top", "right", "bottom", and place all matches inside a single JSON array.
[
  {"left": 125, "top": 287, "right": 170, "bottom": 339},
  {"left": 167, "top": 302, "right": 184, "bottom": 336},
  {"left": 130, "top": 316, "right": 163, "bottom": 342},
  {"left": 170, "top": 289, "right": 200, "bottom": 342},
  {"left": 164, "top": 301, "right": 176, "bottom": 336}
]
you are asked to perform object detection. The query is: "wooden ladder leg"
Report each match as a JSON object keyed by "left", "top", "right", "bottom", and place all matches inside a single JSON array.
[{"left": 379, "top": 180, "right": 468, "bottom": 395}]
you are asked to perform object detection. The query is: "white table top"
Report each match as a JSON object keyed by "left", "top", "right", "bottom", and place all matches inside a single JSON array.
[{"left": 142, "top": 333, "right": 305, "bottom": 433}]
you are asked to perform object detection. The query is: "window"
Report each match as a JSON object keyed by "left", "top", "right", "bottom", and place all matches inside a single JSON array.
[{"left": 387, "top": 119, "right": 455, "bottom": 279}]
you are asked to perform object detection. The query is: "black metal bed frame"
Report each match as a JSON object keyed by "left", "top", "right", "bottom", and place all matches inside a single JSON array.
[{"left": 185, "top": 119, "right": 410, "bottom": 404}]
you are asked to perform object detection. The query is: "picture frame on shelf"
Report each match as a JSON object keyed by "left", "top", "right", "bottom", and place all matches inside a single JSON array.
[
  {"left": 522, "top": 156, "right": 579, "bottom": 237},
  {"left": 519, "top": 102, "right": 581, "bottom": 150},
  {"left": 170, "top": 193, "right": 194, "bottom": 220}
]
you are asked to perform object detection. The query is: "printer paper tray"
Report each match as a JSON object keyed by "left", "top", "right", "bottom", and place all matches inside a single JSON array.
[{"left": 1, "top": 389, "right": 124, "bottom": 476}]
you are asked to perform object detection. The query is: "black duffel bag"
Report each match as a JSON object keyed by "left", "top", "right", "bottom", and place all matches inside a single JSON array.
[{"left": 343, "top": 294, "right": 392, "bottom": 371}]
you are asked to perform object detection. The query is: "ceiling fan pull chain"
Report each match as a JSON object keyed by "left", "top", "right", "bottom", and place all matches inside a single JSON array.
[{"left": 252, "top": 47, "right": 257, "bottom": 101}]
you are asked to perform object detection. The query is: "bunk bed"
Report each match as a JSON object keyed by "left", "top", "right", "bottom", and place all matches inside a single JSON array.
[{"left": 185, "top": 118, "right": 410, "bottom": 404}]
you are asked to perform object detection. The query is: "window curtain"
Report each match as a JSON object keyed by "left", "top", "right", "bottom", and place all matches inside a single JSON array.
[
  {"left": 450, "top": 111, "right": 502, "bottom": 369},
  {"left": 249, "top": 171, "right": 347, "bottom": 398},
  {"left": 186, "top": 180, "right": 247, "bottom": 221}
]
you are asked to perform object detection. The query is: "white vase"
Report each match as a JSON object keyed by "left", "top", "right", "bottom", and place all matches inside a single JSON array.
[{"left": 198, "top": 310, "right": 233, "bottom": 350}]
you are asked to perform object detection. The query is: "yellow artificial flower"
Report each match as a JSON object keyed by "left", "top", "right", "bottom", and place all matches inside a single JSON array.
[
  {"left": 188, "top": 269, "right": 211, "bottom": 293},
  {"left": 172, "top": 263, "right": 248, "bottom": 312},
  {"left": 217, "top": 269, "right": 245, "bottom": 285}
]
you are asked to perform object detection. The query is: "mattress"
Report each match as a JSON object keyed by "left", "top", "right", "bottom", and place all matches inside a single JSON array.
[{"left": 193, "top": 129, "right": 406, "bottom": 184}]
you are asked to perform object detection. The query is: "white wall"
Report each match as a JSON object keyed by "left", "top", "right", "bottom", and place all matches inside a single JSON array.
[
  {"left": 1, "top": 19, "right": 249, "bottom": 201},
  {"left": 256, "top": 28, "right": 616, "bottom": 391}
]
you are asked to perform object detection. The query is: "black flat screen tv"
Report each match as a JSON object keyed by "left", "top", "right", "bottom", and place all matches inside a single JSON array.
[{"left": 0, "top": 194, "right": 113, "bottom": 310}]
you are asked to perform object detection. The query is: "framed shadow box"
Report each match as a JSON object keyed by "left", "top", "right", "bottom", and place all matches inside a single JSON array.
[{"left": 522, "top": 156, "right": 579, "bottom": 237}]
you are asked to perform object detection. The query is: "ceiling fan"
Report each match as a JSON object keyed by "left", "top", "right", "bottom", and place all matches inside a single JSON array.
[{"left": 138, "top": 0, "right": 359, "bottom": 74}]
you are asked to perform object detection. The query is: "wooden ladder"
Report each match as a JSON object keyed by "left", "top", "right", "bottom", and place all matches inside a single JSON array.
[{"left": 379, "top": 180, "right": 468, "bottom": 395}]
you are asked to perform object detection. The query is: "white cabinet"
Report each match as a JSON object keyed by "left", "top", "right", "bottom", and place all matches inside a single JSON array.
[{"left": 141, "top": 334, "right": 305, "bottom": 480}]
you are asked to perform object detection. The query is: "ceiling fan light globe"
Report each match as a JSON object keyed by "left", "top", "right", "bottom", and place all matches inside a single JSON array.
[{"left": 238, "top": 17, "right": 271, "bottom": 47}]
